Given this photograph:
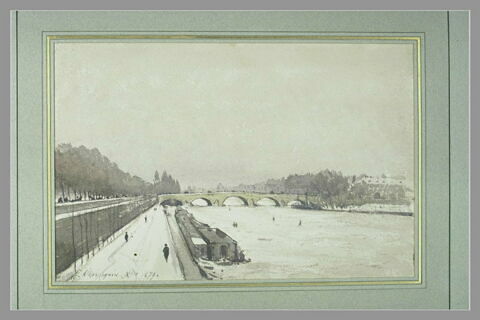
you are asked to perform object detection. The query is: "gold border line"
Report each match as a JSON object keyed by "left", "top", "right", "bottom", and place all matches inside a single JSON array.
[
  {"left": 46, "top": 35, "right": 423, "bottom": 290},
  {"left": 416, "top": 37, "right": 423, "bottom": 285},
  {"left": 47, "top": 35, "right": 421, "bottom": 41},
  {"left": 47, "top": 35, "right": 53, "bottom": 289}
]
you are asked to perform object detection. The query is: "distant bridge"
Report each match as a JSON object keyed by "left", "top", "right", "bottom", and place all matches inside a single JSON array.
[{"left": 157, "top": 192, "right": 307, "bottom": 207}]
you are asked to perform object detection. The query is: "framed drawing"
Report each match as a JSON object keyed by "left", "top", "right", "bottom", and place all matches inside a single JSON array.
[{"left": 10, "top": 10, "right": 470, "bottom": 309}]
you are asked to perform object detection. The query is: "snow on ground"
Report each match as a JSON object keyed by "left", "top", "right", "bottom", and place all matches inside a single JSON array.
[
  {"left": 354, "top": 203, "right": 414, "bottom": 214},
  {"left": 55, "top": 199, "right": 136, "bottom": 221},
  {"left": 55, "top": 197, "right": 128, "bottom": 207},
  {"left": 63, "top": 205, "right": 183, "bottom": 281},
  {"left": 188, "top": 206, "right": 415, "bottom": 280}
]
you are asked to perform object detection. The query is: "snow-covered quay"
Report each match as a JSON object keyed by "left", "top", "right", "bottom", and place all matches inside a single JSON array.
[{"left": 58, "top": 205, "right": 183, "bottom": 282}]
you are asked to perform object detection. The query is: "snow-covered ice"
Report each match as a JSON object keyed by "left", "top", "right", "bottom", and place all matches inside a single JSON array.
[
  {"left": 62, "top": 205, "right": 183, "bottom": 282},
  {"left": 188, "top": 206, "right": 415, "bottom": 280}
]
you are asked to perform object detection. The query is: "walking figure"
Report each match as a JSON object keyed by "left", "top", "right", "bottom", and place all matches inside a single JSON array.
[
  {"left": 124, "top": 232, "right": 129, "bottom": 242},
  {"left": 144, "top": 216, "right": 147, "bottom": 223},
  {"left": 298, "top": 220, "right": 302, "bottom": 226},
  {"left": 272, "top": 216, "right": 275, "bottom": 222},
  {"left": 163, "top": 243, "right": 170, "bottom": 262}
]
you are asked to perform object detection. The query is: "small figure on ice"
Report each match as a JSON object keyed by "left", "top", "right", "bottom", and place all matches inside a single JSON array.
[
  {"left": 144, "top": 216, "right": 147, "bottom": 223},
  {"left": 163, "top": 243, "right": 170, "bottom": 262},
  {"left": 272, "top": 216, "right": 275, "bottom": 222},
  {"left": 124, "top": 232, "right": 129, "bottom": 242},
  {"left": 298, "top": 220, "right": 302, "bottom": 226}
]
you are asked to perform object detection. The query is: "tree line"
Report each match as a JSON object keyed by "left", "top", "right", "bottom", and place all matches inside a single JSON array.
[
  {"left": 285, "top": 170, "right": 409, "bottom": 209},
  {"left": 230, "top": 169, "right": 410, "bottom": 209},
  {"left": 55, "top": 144, "right": 153, "bottom": 202},
  {"left": 153, "top": 170, "right": 181, "bottom": 194}
]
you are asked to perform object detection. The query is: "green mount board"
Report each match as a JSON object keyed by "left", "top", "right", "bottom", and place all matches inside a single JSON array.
[
  {"left": 448, "top": 11, "right": 470, "bottom": 310},
  {"left": 10, "top": 11, "right": 469, "bottom": 309}
]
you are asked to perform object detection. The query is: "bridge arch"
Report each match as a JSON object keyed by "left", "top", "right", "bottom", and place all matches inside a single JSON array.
[
  {"left": 255, "top": 197, "right": 281, "bottom": 207},
  {"left": 287, "top": 200, "right": 305, "bottom": 207},
  {"left": 222, "top": 196, "right": 249, "bottom": 206},
  {"left": 190, "top": 198, "right": 213, "bottom": 206},
  {"left": 160, "top": 198, "right": 183, "bottom": 206}
]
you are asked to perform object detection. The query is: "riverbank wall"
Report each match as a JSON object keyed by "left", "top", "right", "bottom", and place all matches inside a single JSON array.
[
  {"left": 293, "top": 203, "right": 414, "bottom": 216},
  {"left": 55, "top": 196, "right": 157, "bottom": 275}
]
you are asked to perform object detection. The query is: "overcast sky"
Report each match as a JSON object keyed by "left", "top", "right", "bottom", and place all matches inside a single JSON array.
[{"left": 55, "top": 42, "right": 415, "bottom": 189}]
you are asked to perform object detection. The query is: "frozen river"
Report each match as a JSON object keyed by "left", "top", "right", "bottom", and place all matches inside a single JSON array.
[{"left": 187, "top": 205, "right": 415, "bottom": 280}]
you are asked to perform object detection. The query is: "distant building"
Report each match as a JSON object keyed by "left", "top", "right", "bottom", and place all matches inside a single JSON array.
[
  {"left": 355, "top": 175, "right": 406, "bottom": 187},
  {"left": 351, "top": 174, "right": 410, "bottom": 202}
]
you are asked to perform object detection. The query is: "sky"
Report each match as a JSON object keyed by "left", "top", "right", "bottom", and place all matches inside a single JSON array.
[{"left": 55, "top": 42, "right": 415, "bottom": 189}]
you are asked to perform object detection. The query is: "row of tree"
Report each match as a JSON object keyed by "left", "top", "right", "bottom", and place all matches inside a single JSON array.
[
  {"left": 55, "top": 144, "right": 182, "bottom": 202},
  {"left": 55, "top": 144, "right": 152, "bottom": 201},
  {"left": 153, "top": 170, "right": 181, "bottom": 194}
]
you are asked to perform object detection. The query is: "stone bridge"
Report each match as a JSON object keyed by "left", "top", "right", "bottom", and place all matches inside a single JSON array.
[{"left": 157, "top": 192, "right": 306, "bottom": 207}]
